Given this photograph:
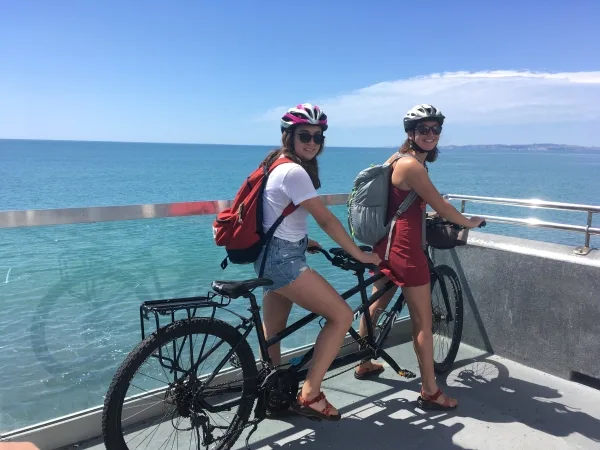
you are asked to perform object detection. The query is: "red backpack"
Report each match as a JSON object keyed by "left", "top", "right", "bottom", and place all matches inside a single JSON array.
[{"left": 213, "top": 157, "right": 297, "bottom": 272}]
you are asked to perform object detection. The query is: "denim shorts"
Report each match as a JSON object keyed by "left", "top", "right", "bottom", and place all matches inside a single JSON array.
[{"left": 254, "top": 235, "right": 309, "bottom": 293}]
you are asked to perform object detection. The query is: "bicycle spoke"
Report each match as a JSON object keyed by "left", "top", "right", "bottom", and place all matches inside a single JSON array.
[{"left": 104, "top": 318, "right": 257, "bottom": 450}]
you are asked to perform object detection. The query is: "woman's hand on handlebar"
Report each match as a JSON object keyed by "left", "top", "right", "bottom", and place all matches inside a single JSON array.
[
  {"left": 307, "top": 238, "right": 321, "bottom": 254},
  {"left": 467, "top": 216, "right": 486, "bottom": 228},
  {"left": 356, "top": 250, "right": 381, "bottom": 266}
]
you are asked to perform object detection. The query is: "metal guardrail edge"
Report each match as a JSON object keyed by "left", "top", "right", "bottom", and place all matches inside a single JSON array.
[
  {"left": 0, "top": 193, "right": 598, "bottom": 242},
  {"left": 444, "top": 193, "right": 600, "bottom": 213}
]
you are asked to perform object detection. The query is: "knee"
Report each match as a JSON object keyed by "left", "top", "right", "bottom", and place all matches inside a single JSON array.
[
  {"left": 337, "top": 306, "right": 354, "bottom": 328},
  {"left": 411, "top": 315, "right": 432, "bottom": 334}
]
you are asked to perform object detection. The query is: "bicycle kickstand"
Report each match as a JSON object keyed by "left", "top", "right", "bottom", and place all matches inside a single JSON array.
[{"left": 378, "top": 349, "right": 416, "bottom": 379}]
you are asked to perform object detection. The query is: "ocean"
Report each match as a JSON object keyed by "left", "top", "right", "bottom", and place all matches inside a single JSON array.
[{"left": 0, "top": 138, "right": 599, "bottom": 432}]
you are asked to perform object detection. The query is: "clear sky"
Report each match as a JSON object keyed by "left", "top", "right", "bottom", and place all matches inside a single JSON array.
[{"left": 1, "top": 0, "right": 599, "bottom": 147}]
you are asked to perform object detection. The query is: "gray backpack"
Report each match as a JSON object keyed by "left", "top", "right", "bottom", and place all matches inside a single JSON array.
[{"left": 347, "top": 153, "right": 420, "bottom": 259}]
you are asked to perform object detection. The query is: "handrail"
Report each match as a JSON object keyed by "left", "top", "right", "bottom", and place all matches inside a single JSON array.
[
  {"left": 460, "top": 214, "right": 600, "bottom": 235},
  {"left": 0, "top": 194, "right": 350, "bottom": 229},
  {"left": 443, "top": 194, "right": 598, "bottom": 255},
  {"left": 443, "top": 194, "right": 600, "bottom": 213},
  {"left": 0, "top": 193, "right": 597, "bottom": 255}
]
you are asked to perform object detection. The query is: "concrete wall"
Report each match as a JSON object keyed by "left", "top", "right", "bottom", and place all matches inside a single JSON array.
[{"left": 433, "top": 231, "right": 600, "bottom": 383}]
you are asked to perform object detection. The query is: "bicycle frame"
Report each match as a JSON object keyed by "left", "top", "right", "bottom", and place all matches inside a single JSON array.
[{"left": 250, "top": 270, "right": 390, "bottom": 370}]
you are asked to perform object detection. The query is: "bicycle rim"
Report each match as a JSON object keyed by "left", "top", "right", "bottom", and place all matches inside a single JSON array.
[{"left": 102, "top": 317, "right": 258, "bottom": 450}]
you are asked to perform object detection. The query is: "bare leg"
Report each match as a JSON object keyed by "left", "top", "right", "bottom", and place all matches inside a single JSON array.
[
  {"left": 356, "top": 276, "right": 398, "bottom": 375},
  {"left": 403, "top": 283, "right": 457, "bottom": 407},
  {"left": 261, "top": 290, "right": 294, "bottom": 365},
  {"left": 277, "top": 269, "right": 353, "bottom": 415}
]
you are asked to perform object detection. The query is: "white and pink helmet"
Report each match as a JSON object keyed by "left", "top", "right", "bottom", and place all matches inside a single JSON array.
[{"left": 280, "top": 103, "right": 328, "bottom": 133}]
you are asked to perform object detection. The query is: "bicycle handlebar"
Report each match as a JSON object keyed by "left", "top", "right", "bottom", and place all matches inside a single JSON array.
[
  {"left": 306, "top": 246, "right": 377, "bottom": 272},
  {"left": 307, "top": 219, "right": 486, "bottom": 272},
  {"left": 426, "top": 216, "right": 487, "bottom": 229}
]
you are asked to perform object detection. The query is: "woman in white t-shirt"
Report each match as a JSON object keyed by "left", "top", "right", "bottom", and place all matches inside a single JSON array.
[{"left": 254, "top": 103, "right": 381, "bottom": 421}]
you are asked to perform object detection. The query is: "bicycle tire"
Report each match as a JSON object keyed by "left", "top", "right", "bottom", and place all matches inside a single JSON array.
[
  {"left": 430, "top": 264, "right": 463, "bottom": 374},
  {"left": 102, "top": 317, "right": 258, "bottom": 450}
]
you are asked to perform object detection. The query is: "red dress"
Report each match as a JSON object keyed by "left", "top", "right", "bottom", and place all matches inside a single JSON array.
[{"left": 372, "top": 182, "right": 430, "bottom": 287}]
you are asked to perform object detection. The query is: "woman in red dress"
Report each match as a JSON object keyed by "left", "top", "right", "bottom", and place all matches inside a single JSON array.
[{"left": 355, "top": 105, "right": 484, "bottom": 410}]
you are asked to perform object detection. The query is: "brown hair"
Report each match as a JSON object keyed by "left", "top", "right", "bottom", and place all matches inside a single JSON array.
[
  {"left": 260, "top": 129, "right": 323, "bottom": 189},
  {"left": 398, "top": 138, "right": 439, "bottom": 163}
]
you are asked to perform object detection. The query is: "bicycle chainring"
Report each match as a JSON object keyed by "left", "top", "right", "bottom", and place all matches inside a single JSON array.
[{"left": 261, "top": 369, "right": 299, "bottom": 412}]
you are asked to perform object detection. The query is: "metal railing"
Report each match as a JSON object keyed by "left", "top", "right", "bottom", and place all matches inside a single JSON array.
[
  {"left": 0, "top": 193, "right": 598, "bottom": 255},
  {"left": 0, "top": 194, "right": 349, "bottom": 229},
  {"left": 444, "top": 194, "right": 600, "bottom": 255}
]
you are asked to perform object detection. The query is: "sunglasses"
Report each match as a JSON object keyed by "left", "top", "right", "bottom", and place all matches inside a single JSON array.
[
  {"left": 296, "top": 131, "right": 325, "bottom": 145},
  {"left": 416, "top": 124, "right": 443, "bottom": 136}
]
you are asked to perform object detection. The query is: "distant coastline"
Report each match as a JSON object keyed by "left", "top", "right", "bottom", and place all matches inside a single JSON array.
[
  {"left": 440, "top": 143, "right": 600, "bottom": 151},
  {"left": 0, "top": 138, "right": 599, "bottom": 151}
]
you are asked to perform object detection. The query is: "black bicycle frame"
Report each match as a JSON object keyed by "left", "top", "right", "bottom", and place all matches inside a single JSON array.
[{"left": 243, "top": 267, "right": 401, "bottom": 376}]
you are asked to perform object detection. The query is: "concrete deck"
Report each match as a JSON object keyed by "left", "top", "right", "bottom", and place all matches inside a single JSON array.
[{"left": 72, "top": 341, "right": 600, "bottom": 450}]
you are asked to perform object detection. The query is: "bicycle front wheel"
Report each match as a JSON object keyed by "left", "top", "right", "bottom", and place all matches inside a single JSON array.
[
  {"left": 430, "top": 264, "right": 463, "bottom": 374},
  {"left": 102, "top": 317, "right": 258, "bottom": 450}
]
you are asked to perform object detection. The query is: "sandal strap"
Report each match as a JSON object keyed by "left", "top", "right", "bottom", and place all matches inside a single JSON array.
[
  {"left": 297, "top": 391, "right": 325, "bottom": 407},
  {"left": 297, "top": 392, "right": 338, "bottom": 417},
  {"left": 321, "top": 400, "right": 335, "bottom": 416},
  {"left": 421, "top": 388, "right": 443, "bottom": 401},
  {"left": 421, "top": 388, "right": 455, "bottom": 408}
]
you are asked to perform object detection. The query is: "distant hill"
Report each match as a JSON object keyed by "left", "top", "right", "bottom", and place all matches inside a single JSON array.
[{"left": 439, "top": 143, "right": 600, "bottom": 151}]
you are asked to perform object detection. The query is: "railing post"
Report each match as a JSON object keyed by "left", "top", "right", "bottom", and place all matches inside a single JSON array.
[
  {"left": 460, "top": 200, "right": 466, "bottom": 213},
  {"left": 574, "top": 212, "right": 593, "bottom": 256}
]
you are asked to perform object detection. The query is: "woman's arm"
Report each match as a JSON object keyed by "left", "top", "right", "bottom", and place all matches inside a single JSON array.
[
  {"left": 300, "top": 197, "right": 381, "bottom": 265},
  {"left": 397, "top": 159, "right": 483, "bottom": 228}
]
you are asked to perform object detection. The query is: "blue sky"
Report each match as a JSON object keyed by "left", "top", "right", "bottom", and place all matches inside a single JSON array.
[{"left": 1, "top": 0, "right": 599, "bottom": 147}]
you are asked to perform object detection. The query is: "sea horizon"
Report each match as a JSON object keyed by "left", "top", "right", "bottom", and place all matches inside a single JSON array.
[{"left": 1, "top": 137, "right": 599, "bottom": 151}]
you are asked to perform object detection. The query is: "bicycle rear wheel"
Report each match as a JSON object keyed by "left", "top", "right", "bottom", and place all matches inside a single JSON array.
[
  {"left": 102, "top": 317, "right": 258, "bottom": 450},
  {"left": 430, "top": 264, "right": 463, "bottom": 374}
]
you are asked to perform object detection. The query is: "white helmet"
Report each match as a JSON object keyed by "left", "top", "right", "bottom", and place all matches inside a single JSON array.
[
  {"left": 403, "top": 104, "right": 445, "bottom": 132},
  {"left": 280, "top": 103, "right": 328, "bottom": 133}
]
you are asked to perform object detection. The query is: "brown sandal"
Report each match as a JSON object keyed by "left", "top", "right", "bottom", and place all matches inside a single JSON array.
[
  {"left": 417, "top": 388, "right": 458, "bottom": 410},
  {"left": 354, "top": 363, "right": 385, "bottom": 380},
  {"left": 291, "top": 391, "right": 342, "bottom": 421}
]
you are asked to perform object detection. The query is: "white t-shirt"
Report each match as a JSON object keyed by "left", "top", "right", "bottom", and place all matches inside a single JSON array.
[{"left": 262, "top": 159, "right": 318, "bottom": 242}]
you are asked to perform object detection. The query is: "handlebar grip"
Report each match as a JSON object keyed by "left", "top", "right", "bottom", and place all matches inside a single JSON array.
[{"left": 307, "top": 246, "right": 333, "bottom": 261}]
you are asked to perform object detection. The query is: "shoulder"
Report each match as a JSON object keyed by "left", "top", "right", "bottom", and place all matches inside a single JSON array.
[
  {"left": 277, "top": 162, "right": 310, "bottom": 180},
  {"left": 394, "top": 155, "right": 424, "bottom": 172},
  {"left": 270, "top": 162, "right": 313, "bottom": 190},
  {"left": 270, "top": 161, "right": 301, "bottom": 177}
]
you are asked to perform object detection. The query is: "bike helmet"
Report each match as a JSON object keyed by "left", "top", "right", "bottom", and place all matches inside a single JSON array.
[
  {"left": 280, "top": 103, "right": 328, "bottom": 133},
  {"left": 403, "top": 104, "right": 445, "bottom": 132}
]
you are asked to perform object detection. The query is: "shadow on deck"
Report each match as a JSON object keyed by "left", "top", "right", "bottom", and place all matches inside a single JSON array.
[{"left": 74, "top": 342, "right": 600, "bottom": 450}]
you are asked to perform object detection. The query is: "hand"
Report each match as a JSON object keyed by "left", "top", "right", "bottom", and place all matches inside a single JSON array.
[
  {"left": 356, "top": 251, "right": 382, "bottom": 266},
  {"left": 468, "top": 216, "right": 486, "bottom": 228},
  {"left": 307, "top": 238, "right": 321, "bottom": 254}
]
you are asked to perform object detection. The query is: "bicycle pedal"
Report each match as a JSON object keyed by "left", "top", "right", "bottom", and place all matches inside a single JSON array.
[{"left": 398, "top": 369, "right": 416, "bottom": 379}]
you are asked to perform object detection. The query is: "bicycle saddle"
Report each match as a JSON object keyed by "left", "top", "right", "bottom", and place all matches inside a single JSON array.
[
  {"left": 211, "top": 278, "right": 273, "bottom": 299},
  {"left": 329, "top": 245, "right": 372, "bottom": 260}
]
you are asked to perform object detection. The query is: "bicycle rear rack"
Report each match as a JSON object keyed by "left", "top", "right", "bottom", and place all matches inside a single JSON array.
[{"left": 139, "top": 293, "right": 231, "bottom": 341}]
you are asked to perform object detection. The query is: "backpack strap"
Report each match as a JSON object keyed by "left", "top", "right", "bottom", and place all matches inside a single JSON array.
[
  {"left": 384, "top": 190, "right": 418, "bottom": 260},
  {"left": 383, "top": 153, "right": 427, "bottom": 259},
  {"left": 257, "top": 157, "right": 299, "bottom": 277}
]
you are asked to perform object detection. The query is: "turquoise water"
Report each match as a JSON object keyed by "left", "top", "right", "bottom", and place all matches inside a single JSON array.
[{"left": 0, "top": 139, "right": 599, "bottom": 432}]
